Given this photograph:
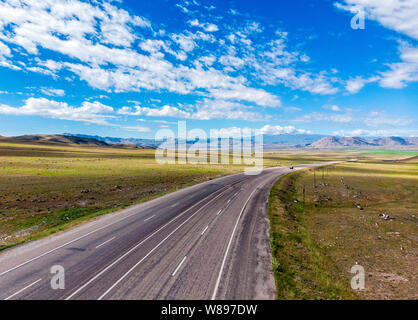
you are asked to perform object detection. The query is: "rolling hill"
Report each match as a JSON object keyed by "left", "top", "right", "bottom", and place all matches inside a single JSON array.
[
  {"left": 372, "top": 136, "right": 410, "bottom": 147},
  {"left": 0, "top": 134, "right": 110, "bottom": 147},
  {"left": 309, "top": 136, "right": 417, "bottom": 149},
  {"left": 309, "top": 136, "right": 376, "bottom": 148}
]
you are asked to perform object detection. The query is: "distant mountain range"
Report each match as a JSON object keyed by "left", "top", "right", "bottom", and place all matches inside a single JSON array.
[
  {"left": 1, "top": 133, "right": 417, "bottom": 150},
  {"left": 64, "top": 133, "right": 418, "bottom": 149},
  {"left": 309, "top": 136, "right": 417, "bottom": 149},
  {"left": 263, "top": 134, "right": 326, "bottom": 148},
  {"left": 0, "top": 134, "right": 110, "bottom": 147},
  {"left": 64, "top": 133, "right": 160, "bottom": 148}
]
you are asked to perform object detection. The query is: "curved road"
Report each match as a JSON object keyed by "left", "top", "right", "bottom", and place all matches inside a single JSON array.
[{"left": 0, "top": 163, "right": 336, "bottom": 300}]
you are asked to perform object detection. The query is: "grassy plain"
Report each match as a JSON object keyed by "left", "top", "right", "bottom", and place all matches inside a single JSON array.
[
  {"left": 0, "top": 142, "right": 349, "bottom": 249},
  {"left": 269, "top": 153, "right": 418, "bottom": 299}
]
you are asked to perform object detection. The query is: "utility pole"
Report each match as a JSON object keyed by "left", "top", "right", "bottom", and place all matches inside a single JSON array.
[{"left": 303, "top": 185, "right": 306, "bottom": 207}]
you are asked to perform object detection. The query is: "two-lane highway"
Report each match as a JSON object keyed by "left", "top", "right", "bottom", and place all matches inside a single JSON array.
[{"left": 0, "top": 163, "right": 337, "bottom": 300}]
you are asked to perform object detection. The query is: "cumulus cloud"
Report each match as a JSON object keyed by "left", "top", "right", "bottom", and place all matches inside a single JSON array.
[
  {"left": 323, "top": 105, "right": 341, "bottom": 111},
  {"left": 191, "top": 99, "right": 267, "bottom": 121},
  {"left": 345, "top": 76, "right": 379, "bottom": 93},
  {"left": 0, "top": 0, "right": 337, "bottom": 113},
  {"left": 0, "top": 0, "right": 279, "bottom": 106},
  {"left": 118, "top": 104, "right": 191, "bottom": 118},
  {"left": 257, "top": 125, "right": 311, "bottom": 135},
  {"left": 208, "top": 86, "right": 281, "bottom": 107},
  {"left": 0, "top": 98, "right": 115, "bottom": 124},
  {"left": 188, "top": 19, "right": 219, "bottom": 32},
  {"left": 337, "top": 0, "right": 418, "bottom": 90},
  {"left": 335, "top": 0, "right": 418, "bottom": 40},
  {"left": 210, "top": 125, "right": 310, "bottom": 138},
  {"left": 0, "top": 40, "right": 20, "bottom": 70},
  {"left": 379, "top": 44, "right": 418, "bottom": 89},
  {"left": 118, "top": 99, "right": 268, "bottom": 121}
]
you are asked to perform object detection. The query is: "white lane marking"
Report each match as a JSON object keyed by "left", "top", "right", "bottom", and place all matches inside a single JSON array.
[
  {"left": 227, "top": 199, "right": 231, "bottom": 204},
  {"left": 0, "top": 225, "right": 114, "bottom": 276},
  {"left": 216, "top": 209, "right": 222, "bottom": 216},
  {"left": 211, "top": 182, "right": 264, "bottom": 300},
  {"left": 1, "top": 163, "right": 334, "bottom": 277},
  {"left": 95, "top": 237, "right": 116, "bottom": 249},
  {"left": 171, "top": 202, "right": 179, "bottom": 208},
  {"left": 97, "top": 190, "right": 227, "bottom": 300},
  {"left": 172, "top": 256, "right": 187, "bottom": 277},
  {"left": 201, "top": 226, "right": 209, "bottom": 236},
  {"left": 4, "top": 278, "right": 42, "bottom": 300},
  {"left": 1, "top": 186, "right": 226, "bottom": 277},
  {"left": 65, "top": 188, "right": 227, "bottom": 301},
  {"left": 144, "top": 215, "right": 156, "bottom": 222}
]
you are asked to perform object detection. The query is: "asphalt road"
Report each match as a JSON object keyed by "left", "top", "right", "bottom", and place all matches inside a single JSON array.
[{"left": 0, "top": 162, "right": 337, "bottom": 300}]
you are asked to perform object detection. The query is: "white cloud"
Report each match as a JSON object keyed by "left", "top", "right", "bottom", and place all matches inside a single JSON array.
[
  {"left": 0, "top": 98, "right": 114, "bottom": 124},
  {"left": 40, "top": 87, "right": 65, "bottom": 97},
  {"left": 211, "top": 125, "right": 310, "bottom": 138},
  {"left": 122, "top": 125, "right": 151, "bottom": 133},
  {"left": 191, "top": 99, "right": 267, "bottom": 121},
  {"left": 118, "top": 99, "right": 268, "bottom": 121},
  {"left": 118, "top": 104, "right": 191, "bottom": 118},
  {"left": 258, "top": 125, "right": 311, "bottom": 135},
  {"left": 219, "top": 55, "right": 245, "bottom": 69},
  {"left": 0, "top": 40, "right": 20, "bottom": 70},
  {"left": 336, "top": 0, "right": 418, "bottom": 40},
  {"left": 188, "top": 19, "right": 219, "bottom": 32},
  {"left": 0, "top": 0, "right": 348, "bottom": 131},
  {"left": 379, "top": 44, "right": 418, "bottom": 89},
  {"left": 337, "top": 1, "right": 418, "bottom": 90},
  {"left": 208, "top": 86, "right": 281, "bottom": 107},
  {"left": 334, "top": 128, "right": 418, "bottom": 137},
  {"left": 285, "top": 106, "right": 302, "bottom": 112},
  {"left": 0, "top": 0, "right": 339, "bottom": 122},
  {"left": 170, "top": 33, "right": 197, "bottom": 52},
  {"left": 0, "top": 40, "right": 10, "bottom": 56},
  {"left": 295, "top": 109, "right": 415, "bottom": 131},
  {"left": 0, "top": 0, "right": 284, "bottom": 108},
  {"left": 295, "top": 112, "right": 353, "bottom": 123},
  {"left": 345, "top": 76, "right": 379, "bottom": 93},
  {"left": 364, "top": 111, "right": 412, "bottom": 127},
  {"left": 323, "top": 104, "right": 341, "bottom": 111}
]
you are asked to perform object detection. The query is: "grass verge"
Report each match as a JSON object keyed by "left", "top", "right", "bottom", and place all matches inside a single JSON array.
[
  {"left": 268, "top": 159, "right": 417, "bottom": 300},
  {"left": 269, "top": 169, "right": 355, "bottom": 300}
]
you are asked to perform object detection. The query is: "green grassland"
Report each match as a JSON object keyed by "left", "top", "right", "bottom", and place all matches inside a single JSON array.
[
  {"left": 2, "top": 140, "right": 417, "bottom": 301},
  {"left": 268, "top": 156, "right": 418, "bottom": 300},
  {"left": 0, "top": 142, "right": 351, "bottom": 250},
  {"left": 0, "top": 143, "right": 237, "bottom": 249}
]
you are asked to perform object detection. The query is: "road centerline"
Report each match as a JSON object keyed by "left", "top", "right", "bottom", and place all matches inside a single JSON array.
[
  {"left": 95, "top": 237, "right": 116, "bottom": 249},
  {"left": 64, "top": 186, "right": 228, "bottom": 300},
  {"left": 172, "top": 256, "right": 187, "bottom": 277},
  {"left": 201, "top": 225, "right": 209, "bottom": 236},
  {"left": 96, "top": 189, "right": 228, "bottom": 300},
  {"left": 144, "top": 215, "right": 156, "bottom": 222},
  {"left": 211, "top": 182, "right": 265, "bottom": 300}
]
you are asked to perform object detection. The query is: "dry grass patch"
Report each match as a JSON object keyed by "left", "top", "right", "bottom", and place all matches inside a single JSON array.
[{"left": 269, "top": 157, "right": 417, "bottom": 300}]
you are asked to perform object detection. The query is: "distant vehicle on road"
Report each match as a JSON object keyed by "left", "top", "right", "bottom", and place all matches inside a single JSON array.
[{"left": 290, "top": 166, "right": 294, "bottom": 170}]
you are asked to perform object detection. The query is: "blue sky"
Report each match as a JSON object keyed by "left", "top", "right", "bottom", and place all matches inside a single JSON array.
[{"left": 0, "top": 0, "right": 417, "bottom": 138}]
